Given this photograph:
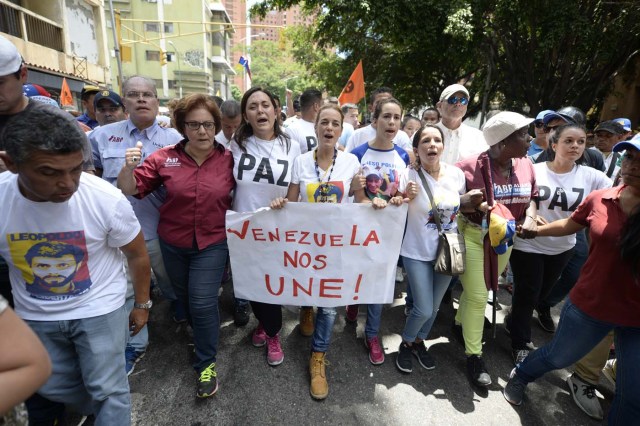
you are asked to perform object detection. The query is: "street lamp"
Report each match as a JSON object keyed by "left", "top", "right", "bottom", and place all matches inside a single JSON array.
[{"left": 167, "top": 40, "right": 183, "bottom": 98}]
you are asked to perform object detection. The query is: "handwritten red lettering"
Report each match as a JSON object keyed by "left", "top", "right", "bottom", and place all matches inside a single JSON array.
[
  {"left": 312, "top": 254, "right": 327, "bottom": 271},
  {"left": 285, "top": 230, "right": 296, "bottom": 242},
  {"left": 227, "top": 220, "right": 249, "bottom": 239},
  {"left": 265, "top": 274, "right": 284, "bottom": 296},
  {"left": 330, "top": 235, "right": 343, "bottom": 246},
  {"left": 319, "top": 278, "right": 342, "bottom": 298},
  {"left": 298, "top": 231, "right": 310, "bottom": 245},
  {"left": 252, "top": 228, "right": 266, "bottom": 241},
  {"left": 362, "top": 230, "right": 380, "bottom": 246},
  {"left": 293, "top": 278, "right": 313, "bottom": 297}
]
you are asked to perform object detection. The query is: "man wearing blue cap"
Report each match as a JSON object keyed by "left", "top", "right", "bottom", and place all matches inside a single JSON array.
[
  {"left": 93, "top": 89, "right": 126, "bottom": 128},
  {"left": 614, "top": 117, "right": 632, "bottom": 140},
  {"left": 528, "top": 110, "right": 554, "bottom": 157}
]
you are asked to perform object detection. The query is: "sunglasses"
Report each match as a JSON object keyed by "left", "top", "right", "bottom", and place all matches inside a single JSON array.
[
  {"left": 534, "top": 121, "right": 544, "bottom": 129},
  {"left": 543, "top": 124, "right": 561, "bottom": 133},
  {"left": 447, "top": 96, "right": 469, "bottom": 106}
]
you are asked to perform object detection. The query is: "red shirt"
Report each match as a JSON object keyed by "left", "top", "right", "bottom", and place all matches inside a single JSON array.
[
  {"left": 569, "top": 185, "right": 640, "bottom": 327},
  {"left": 456, "top": 151, "right": 538, "bottom": 225},
  {"left": 134, "top": 140, "right": 234, "bottom": 249}
]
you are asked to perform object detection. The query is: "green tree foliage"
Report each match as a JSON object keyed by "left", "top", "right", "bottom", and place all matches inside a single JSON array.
[{"left": 252, "top": 0, "right": 640, "bottom": 118}]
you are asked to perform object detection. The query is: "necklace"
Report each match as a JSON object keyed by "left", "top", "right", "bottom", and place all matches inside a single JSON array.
[
  {"left": 256, "top": 136, "right": 277, "bottom": 176},
  {"left": 314, "top": 148, "right": 337, "bottom": 198}
]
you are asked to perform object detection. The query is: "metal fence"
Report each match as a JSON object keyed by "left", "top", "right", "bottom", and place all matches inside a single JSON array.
[{"left": 0, "top": 0, "right": 64, "bottom": 52}]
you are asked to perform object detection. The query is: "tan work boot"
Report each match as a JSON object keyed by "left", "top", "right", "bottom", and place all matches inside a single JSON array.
[
  {"left": 299, "top": 307, "right": 314, "bottom": 337},
  {"left": 309, "top": 351, "right": 328, "bottom": 400}
]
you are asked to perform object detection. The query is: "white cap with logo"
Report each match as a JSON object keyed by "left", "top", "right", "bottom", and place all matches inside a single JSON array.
[{"left": 0, "top": 35, "right": 22, "bottom": 77}]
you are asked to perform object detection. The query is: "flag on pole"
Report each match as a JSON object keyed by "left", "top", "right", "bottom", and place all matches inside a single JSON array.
[
  {"left": 60, "top": 77, "right": 73, "bottom": 106},
  {"left": 239, "top": 56, "right": 252, "bottom": 80},
  {"left": 338, "top": 60, "right": 365, "bottom": 105}
]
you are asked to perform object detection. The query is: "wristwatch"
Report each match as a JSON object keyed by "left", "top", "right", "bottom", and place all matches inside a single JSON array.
[{"left": 134, "top": 300, "right": 153, "bottom": 310}]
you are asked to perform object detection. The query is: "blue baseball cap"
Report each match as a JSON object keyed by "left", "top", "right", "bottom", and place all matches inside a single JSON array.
[
  {"left": 542, "top": 110, "right": 575, "bottom": 125},
  {"left": 535, "top": 109, "right": 554, "bottom": 122},
  {"left": 614, "top": 118, "right": 631, "bottom": 132},
  {"left": 93, "top": 89, "right": 124, "bottom": 109},
  {"left": 613, "top": 132, "right": 640, "bottom": 152}
]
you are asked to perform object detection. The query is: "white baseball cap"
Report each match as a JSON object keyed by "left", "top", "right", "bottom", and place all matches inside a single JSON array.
[
  {"left": 482, "top": 111, "right": 534, "bottom": 146},
  {"left": 0, "top": 35, "right": 23, "bottom": 77},
  {"left": 439, "top": 84, "right": 470, "bottom": 101}
]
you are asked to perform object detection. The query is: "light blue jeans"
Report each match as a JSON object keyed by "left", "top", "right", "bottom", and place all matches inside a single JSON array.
[
  {"left": 364, "top": 304, "right": 383, "bottom": 339},
  {"left": 160, "top": 239, "right": 227, "bottom": 372},
  {"left": 146, "top": 238, "right": 176, "bottom": 302},
  {"left": 312, "top": 307, "right": 337, "bottom": 352},
  {"left": 26, "top": 304, "right": 131, "bottom": 426},
  {"left": 401, "top": 256, "right": 451, "bottom": 342},
  {"left": 514, "top": 300, "right": 640, "bottom": 424}
]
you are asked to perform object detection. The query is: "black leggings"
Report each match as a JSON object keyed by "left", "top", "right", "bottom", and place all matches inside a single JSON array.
[
  {"left": 509, "top": 248, "right": 574, "bottom": 349},
  {"left": 250, "top": 301, "right": 282, "bottom": 337}
]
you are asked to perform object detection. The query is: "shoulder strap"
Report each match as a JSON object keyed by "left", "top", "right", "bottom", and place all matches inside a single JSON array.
[
  {"left": 417, "top": 169, "right": 443, "bottom": 233},
  {"left": 606, "top": 152, "right": 619, "bottom": 178}
]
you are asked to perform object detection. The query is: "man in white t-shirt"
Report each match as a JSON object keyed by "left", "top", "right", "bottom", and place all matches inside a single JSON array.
[
  {"left": 435, "top": 83, "right": 488, "bottom": 165},
  {"left": 285, "top": 88, "right": 322, "bottom": 154},
  {"left": 338, "top": 103, "right": 359, "bottom": 149},
  {"left": 215, "top": 99, "right": 241, "bottom": 149},
  {"left": 0, "top": 106, "right": 150, "bottom": 424},
  {"left": 344, "top": 87, "right": 414, "bottom": 159}
]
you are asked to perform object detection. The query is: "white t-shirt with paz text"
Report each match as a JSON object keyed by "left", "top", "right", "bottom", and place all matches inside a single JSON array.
[
  {"left": 231, "top": 135, "right": 302, "bottom": 212},
  {"left": 285, "top": 118, "right": 318, "bottom": 154},
  {"left": 514, "top": 163, "right": 612, "bottom": 255},
  {"left": 0, "top": 173, "right": 140, "bottom": 321},
  {"left": 291, "top": 149, "right": 361, "bottom": 203},
  {"left": 399, "top": 164, "right": 466, "bottom": 261}
]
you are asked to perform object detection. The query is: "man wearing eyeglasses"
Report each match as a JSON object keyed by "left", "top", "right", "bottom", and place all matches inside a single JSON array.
[
  {"left": 435, "top": 84, "right": 488, "bottom": 165},
  {"left": 93, "top": 89, "right": 127, "bottom": 127},
  {"left": 90, "top": 75, "right": 183, "bottom": 375}
]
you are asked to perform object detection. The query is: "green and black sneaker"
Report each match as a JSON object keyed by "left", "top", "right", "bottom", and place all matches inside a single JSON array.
[{"left": 196, "top": 363, "right": 218, "bottom": 398}]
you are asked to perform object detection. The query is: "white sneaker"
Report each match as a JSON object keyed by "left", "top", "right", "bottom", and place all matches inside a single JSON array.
[
  {"left": 566, "top": 373, "right": 603, "bottom": 420},
  {"left": 602, "top": 359, "right": 616, "bottom": 390},
  {"left": 395, "top": 267, "right": 404, "bottom": 282}
]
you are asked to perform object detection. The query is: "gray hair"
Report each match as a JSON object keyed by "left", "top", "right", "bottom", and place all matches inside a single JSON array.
[
  {"left": 122, "top": 75, "right": 157, "bottom": 95},
  {"left": 341, "top": 103, "right": 358, "bottom": 114},
  {"left": 220, "top": 100, "right": 241, "bottom": 118},
  {"left": 0, "top": 103, "right": 86, "bottom": 164}
]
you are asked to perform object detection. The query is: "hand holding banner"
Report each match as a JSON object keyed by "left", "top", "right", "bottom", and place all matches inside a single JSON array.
[{"left": 226, "top": 202, "right": 407, "bottom": 307}]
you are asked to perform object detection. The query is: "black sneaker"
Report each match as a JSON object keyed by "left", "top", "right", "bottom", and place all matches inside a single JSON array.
[
  {"left": 234, "top": 304, "right": 250, "bottom": 327},
  {"left": 466, "top": 355, "right": 492, "bottom": 386},
  {"left": 503, "top": 368, "right": 526, "bottom": 406},
  {"left": 536, "top": 308, "right": 556, "bottom": 333},
  {"left": 412, "top": 340, "right": 435, "bottom": 370},
  {"left": 196, "top": 363, "right": 218, "bottom": 398},
  {"left": 512, "top": 349, "right": 530, "bottom": 366},
  {"left": 395, "top": 342, "right": 413, "bottom": 373}
]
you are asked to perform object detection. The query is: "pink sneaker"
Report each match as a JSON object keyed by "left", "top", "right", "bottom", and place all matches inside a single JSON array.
[
  {"left": 266, "top": 334, "right": 284, "bottom": 366},
  {"left": 365, "top": 336, "right": 385, "bottom": 365},
  {"left": 346, "top": 305, "right": 359, "bottom": 323},
  {"left": 252, "top": 323, "right": 266, "bottom": 347}
]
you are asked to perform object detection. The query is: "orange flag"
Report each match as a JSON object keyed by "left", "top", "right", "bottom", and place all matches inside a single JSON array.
[
  {"left": 338, "top": 60, "right": 365, "bottom": 105},
  {"left": 60, "top": 77, "right": 73, "bottom": 106}
]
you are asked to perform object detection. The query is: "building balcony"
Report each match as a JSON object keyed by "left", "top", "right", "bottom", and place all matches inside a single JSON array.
[
  {"left": 0, "top": 0, "right": 63, "bottom": 52},
  {"left": 210, "top": 55, "right": 236, "bottom": 75}
]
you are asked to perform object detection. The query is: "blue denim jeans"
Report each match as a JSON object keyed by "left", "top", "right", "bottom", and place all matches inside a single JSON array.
[
  {"left": 515, "top": 300, "right": 640, "bottom": 424},
  {"left": 401, "top": 256, "right": 451, "bottom": 342},
  {"left": 26, "top": 304, "right": 131, "bottom": 426},
  {"left": 160, "top": 239, "right": 227, "bottom": 372},
  {"left": 539, "top": 230, "right": 588, "bottom": 309},
  {"left": 312, "top": 307, "right": 337, "bottom": 352},
  {"left": 365, "top": 304, "right": 382, "bottom": 339},
  {"left": 146, "top": 238, "right": 176, "bottom": 302}
]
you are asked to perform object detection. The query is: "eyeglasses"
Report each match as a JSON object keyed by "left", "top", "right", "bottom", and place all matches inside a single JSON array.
[
  {"left": 185, "top": 121, "right": 216, "bottom": 131},
  {"left": 534, "top": 121, "right": 544, "bottom": 129},
  {"left": 125, "top": 91, "right": 156, "bottom": 99},
  {"left": 447, "top": 96, "right": 469, "bottom": 105},
  {"left": 97, "top": 106, "right": 122, "bottom": 113},
  {"left": 543, "top": 124, "right": 561, "bottom": 133}
]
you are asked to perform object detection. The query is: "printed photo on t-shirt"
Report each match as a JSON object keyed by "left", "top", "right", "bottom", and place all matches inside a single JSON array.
[
  {"left": 423, "top": 193, "right": 460, "bottom": 231},
  {"left": 306, "top": 181, "right": 346, "bottom": 203},
  {"left": 6, "top": 231, "right": 92, "bottom": 301},
  {"left": 363, "top": 164, "right": 399, "bottom": 200}
]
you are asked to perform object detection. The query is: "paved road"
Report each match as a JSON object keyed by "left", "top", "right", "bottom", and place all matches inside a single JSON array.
[{"left": 126, "top": 278, "right": 612, "bottom": 425}]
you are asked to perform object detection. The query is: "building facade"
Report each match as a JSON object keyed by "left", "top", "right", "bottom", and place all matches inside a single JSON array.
[
  {"left": 105, "top": 0, "right": 235, "bottom": 102},
  {"left": 1, "top": 0, "right": 111, "bottom": 109}
]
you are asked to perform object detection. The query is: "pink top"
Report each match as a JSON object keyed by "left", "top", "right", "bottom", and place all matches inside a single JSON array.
[
  {"left": 456, "top": 151, "right": 538, "bottom": 225},
  {"left": 569, "top": 185, "right": 640, "bottom": 327},
  {"left": 134, "top": 140, "right": 234, "bottom": 249}
]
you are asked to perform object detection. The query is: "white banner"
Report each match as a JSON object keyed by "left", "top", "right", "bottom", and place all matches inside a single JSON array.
[{"left": 226, "top": 202, "right": 408, "bottom": 307}]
